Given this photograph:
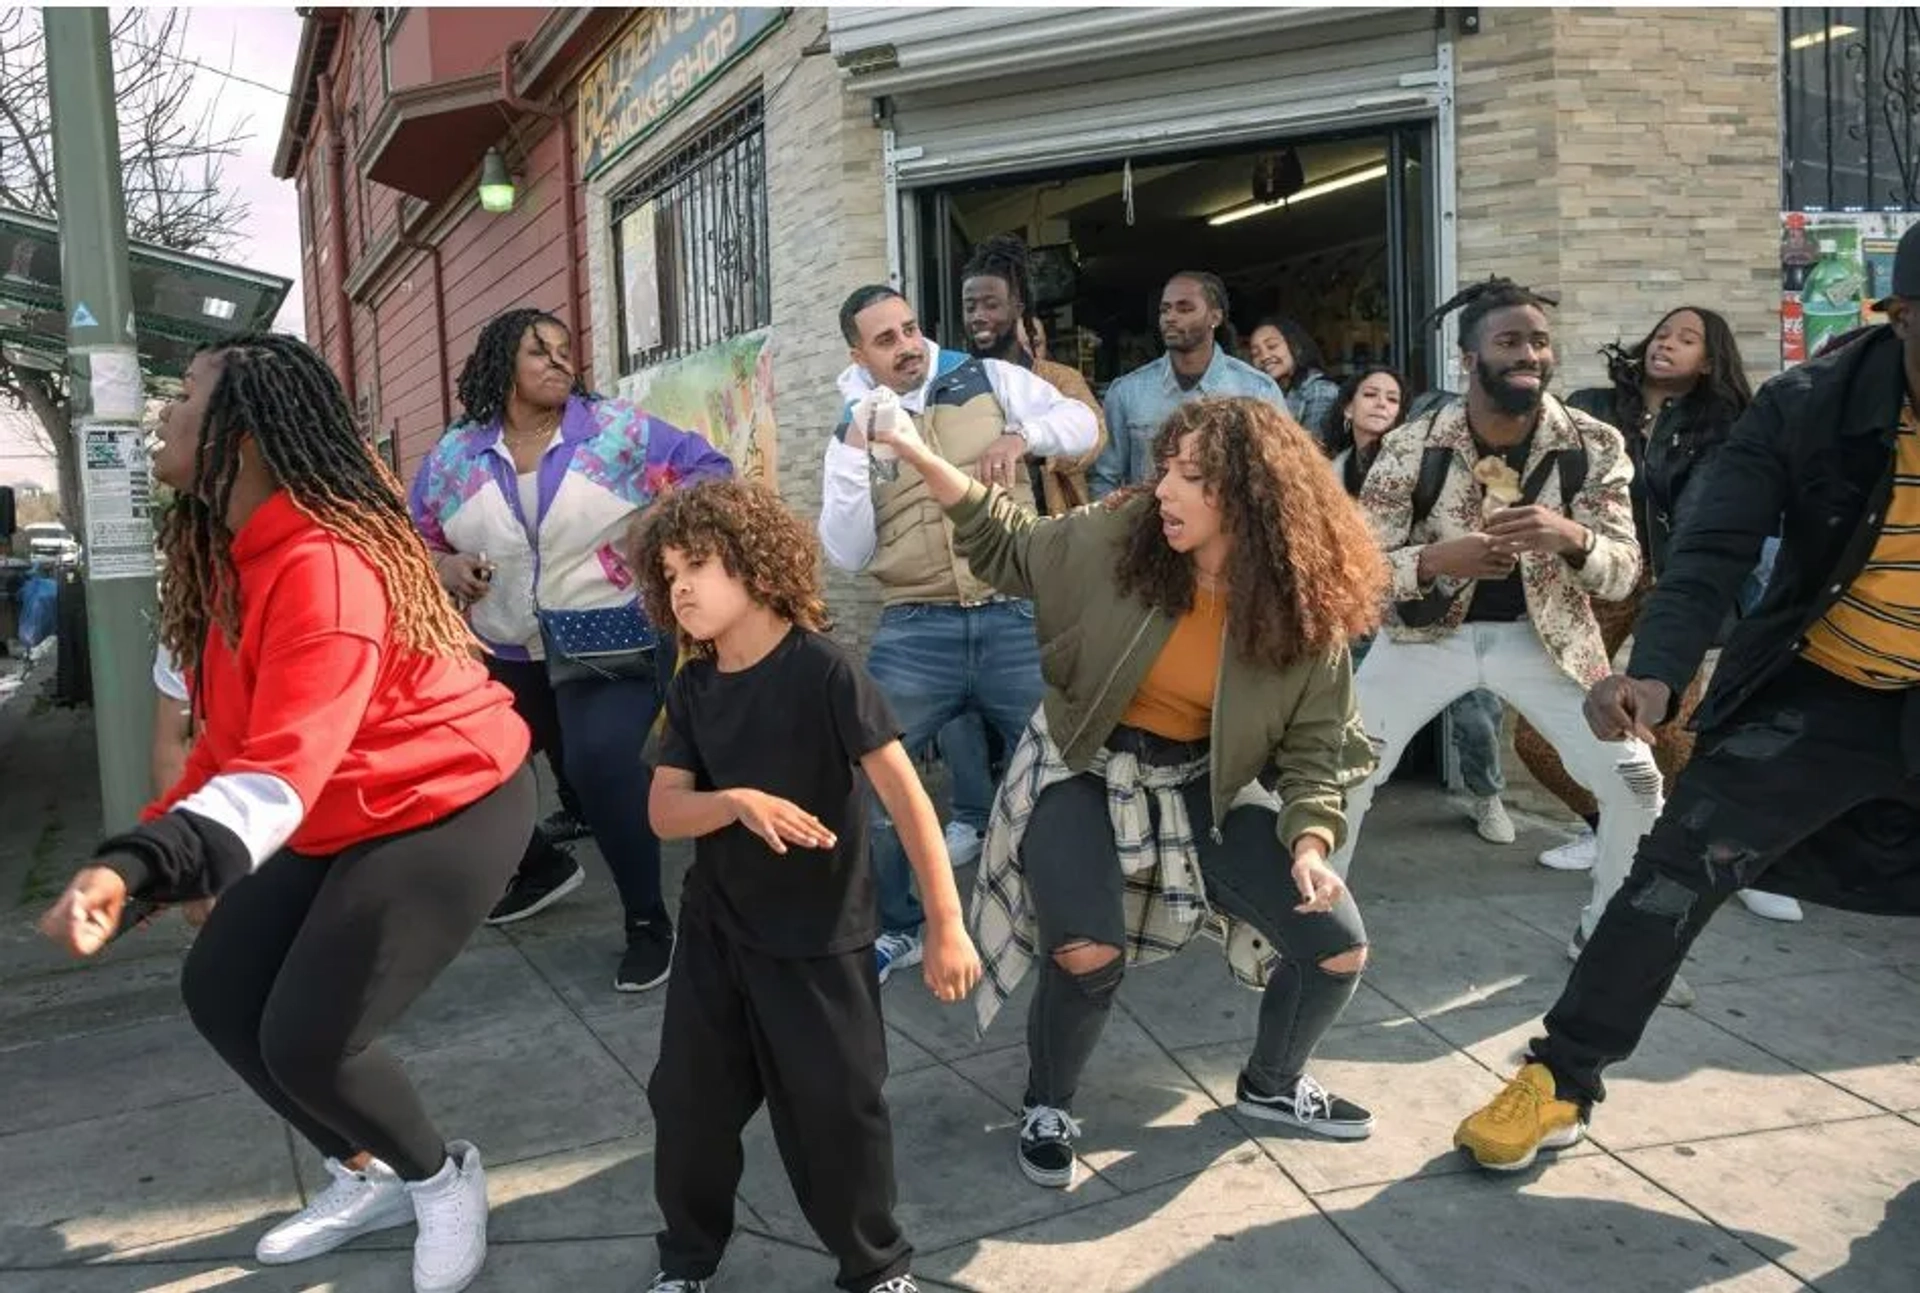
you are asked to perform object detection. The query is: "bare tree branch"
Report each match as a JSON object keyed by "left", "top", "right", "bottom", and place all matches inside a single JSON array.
[{"left": 0, "top": 7, "right": 253, "bottom": 521}]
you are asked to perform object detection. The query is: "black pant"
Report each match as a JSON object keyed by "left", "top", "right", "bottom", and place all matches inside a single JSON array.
[
  {"left": 1535, "top": 661, "right": 1920, "bottom": 1103},
  {"left": 181, "top": 766, "right": 535, "bottom": 1179},
  {"left": 1020, "top": 764, "right": 1368, "bottom": 1109},
  {"left": 648, "top": 907, "right": 910, "bottom": 1291}
]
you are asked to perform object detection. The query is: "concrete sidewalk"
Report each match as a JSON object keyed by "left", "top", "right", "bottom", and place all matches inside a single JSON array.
[{"left": 2, "top": 672, "right": 1917, "bottom": 1292}]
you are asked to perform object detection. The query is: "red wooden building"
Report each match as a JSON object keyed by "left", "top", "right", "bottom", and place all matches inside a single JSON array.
[{"left": 273, "top": 8, "right": 627, "bottom": 476}]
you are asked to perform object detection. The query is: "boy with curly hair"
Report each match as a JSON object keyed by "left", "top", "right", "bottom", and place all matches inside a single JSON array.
[{"left": 626, "top": 478, "right": 980, "bottom": 1293}]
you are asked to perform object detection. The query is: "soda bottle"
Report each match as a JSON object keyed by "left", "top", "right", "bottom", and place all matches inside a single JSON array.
[
  {"left": 1781, "top": 213, "right": 1818, "bottom": 364},
  {"left": 1801, "top": 237, "right": 1864, "bottom": 359}
]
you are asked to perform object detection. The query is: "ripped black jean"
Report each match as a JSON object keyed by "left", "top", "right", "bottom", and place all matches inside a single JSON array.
[
  {"left": 1534, "top": 660, "right": 1920, "bottom": 1104},
  {"left": 1020, "top": 763, "right": 1368, "bottom": 1110}
]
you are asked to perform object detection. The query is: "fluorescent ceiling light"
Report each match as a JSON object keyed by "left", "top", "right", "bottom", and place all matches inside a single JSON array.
[
  {"left": 1208, "top": 163, "right": 1390, "bottom": 227},
  {"left": 1789, "top": 24, "right": 1856, "bottom": 51},
  {"left": 200, "top": 296, "right": 237, "bottom": 321}
]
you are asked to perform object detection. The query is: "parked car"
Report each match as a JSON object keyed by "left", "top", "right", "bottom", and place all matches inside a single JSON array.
[{"left": 19, "top": 521, "right": 81, "bottom": 566}]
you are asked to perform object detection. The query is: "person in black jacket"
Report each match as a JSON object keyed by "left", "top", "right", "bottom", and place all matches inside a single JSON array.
[
  {"left": 1454, "top": 225, "right": 1920, "bottom": 1173},
  {"left": 1514, "top": 308, "right": 1802, "bottom": 924}
]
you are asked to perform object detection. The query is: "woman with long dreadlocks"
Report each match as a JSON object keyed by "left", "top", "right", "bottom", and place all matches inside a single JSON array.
[
  {"left": 409, "top": 308, "right": 732, "bottom": 992},
  {"left": 38, "top": 335, "right": 533, "bottom": 1293}
]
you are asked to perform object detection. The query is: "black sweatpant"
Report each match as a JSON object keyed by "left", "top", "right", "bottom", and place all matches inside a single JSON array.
[
  {"left": 180, "top": 765, "right": 535, "bottom": 1180},
  {"left": 1535, "top": 660, "right": 1920, "bottom": 1103},
  {"left": 648, "top": 906, "right": 911, "bottom": 1291}
]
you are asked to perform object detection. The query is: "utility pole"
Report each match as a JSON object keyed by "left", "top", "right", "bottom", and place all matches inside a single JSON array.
[{"left": 47, "top": 8, "right": 157, "bottom": 831}]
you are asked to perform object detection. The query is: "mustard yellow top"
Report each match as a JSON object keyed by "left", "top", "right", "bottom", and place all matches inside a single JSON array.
[{"left": 1119, "top": 585, "right": 1228, "bottom": 742}]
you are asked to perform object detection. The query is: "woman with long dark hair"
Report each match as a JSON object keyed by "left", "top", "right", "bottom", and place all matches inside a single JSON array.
[
  {"left": 409, "top": 308, "right": 732, "bottom": 990},
  {"left": 874, "top": 396, "right": 1384, "bottom": 1187},
  {"left": 40, "top": 335, "right": 535, "bottom": 1291},
  {"left": 1248, "top": 316, "right": 1343, "bottom": 449},
  {"left": 1514, "top": 307, "right": 1799, "bottom": 925}
]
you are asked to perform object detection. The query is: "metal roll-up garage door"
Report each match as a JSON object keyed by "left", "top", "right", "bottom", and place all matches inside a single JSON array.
[{"left": 828, "top": 6, "right": 1445, "bottom": 186}]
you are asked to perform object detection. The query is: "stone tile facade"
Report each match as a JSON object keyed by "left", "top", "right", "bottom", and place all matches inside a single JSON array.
[
  {"left": 583, "top": 8, "right": 890, "bottom": 648},
  {"left": 1456, "top": 8, "right": 1783, "bottom": 394}
]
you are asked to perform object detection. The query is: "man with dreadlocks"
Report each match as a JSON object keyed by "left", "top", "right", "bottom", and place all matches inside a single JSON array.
[
  {"left": 933, "top": 235, "right": 1114, "bottom": 873},
  {"left": 410, "top": 307, "right": 732, "bottom": 994},
  {"left": 1089, "top": 270, "right": 1284, "bottom": 498},
  {"left": 39, "top": 335, "right": 532, "bottom": 1293},
  {"left": 1328, "top": 277, "right": 1668, "bottom": 986}
]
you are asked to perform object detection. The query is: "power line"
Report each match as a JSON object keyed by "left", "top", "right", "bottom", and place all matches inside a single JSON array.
[{"left": 111, "top": 37, "right": 291, "bottom": 100}]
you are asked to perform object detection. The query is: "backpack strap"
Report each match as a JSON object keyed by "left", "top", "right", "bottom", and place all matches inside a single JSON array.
[{"left": 1409, "top": 444, "right": 1455, "bottom": 528}]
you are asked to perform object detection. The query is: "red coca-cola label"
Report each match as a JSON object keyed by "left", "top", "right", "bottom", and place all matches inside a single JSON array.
[{"left": 1782, "top": 295, "right": 1806, "bottom": 364}]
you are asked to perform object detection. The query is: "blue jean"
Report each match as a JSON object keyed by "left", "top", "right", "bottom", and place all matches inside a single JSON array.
[
  {"left": 1352, "top": 636, "right": 1504, "bottom": 797},
  {"left": 938, "top": 712, "right": 996, "bottom": 833},
  {"left": 866, "top": 601, "right": 1045, "bottom": 935},
  {"left": 555, "top": 667, "right": 667, "bottom": 928},
  {"left": 1450, "top": 687, "right": 1507, "bottom": 798}
]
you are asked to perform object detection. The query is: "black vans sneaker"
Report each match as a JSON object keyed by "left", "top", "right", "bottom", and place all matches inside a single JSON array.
[
  {"left": 485, "top": 852, "right": 583, "bottom": 926},
  {"left": 1236, "top": 1072, "right": 1374, "bottom": 1140},
  {"left": 616, "top": 919, "right": 674, "bottom": 992},
  {"left": 1017, "top": 1103, "right": 1082, "bottom": 1188}
]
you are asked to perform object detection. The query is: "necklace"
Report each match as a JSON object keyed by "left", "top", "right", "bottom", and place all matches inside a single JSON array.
[{"left": 503, "top": 414, "right": 559, "bottom": 449}]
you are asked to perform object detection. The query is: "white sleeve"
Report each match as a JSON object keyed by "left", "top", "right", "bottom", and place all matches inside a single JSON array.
[
  {"left": 983, "top": 359, "right": 1099, "bottom": 459},
  {"left": 818, "top": 438, "right": 878, "bottom": 572},
  {"left": 152, "top": 647, "right": 188, "bottom": 702}
]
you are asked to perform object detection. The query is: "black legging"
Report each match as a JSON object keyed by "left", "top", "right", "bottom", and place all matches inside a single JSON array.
[{"left": 180, "top": 766, "right": 534, "bottom": 1180}]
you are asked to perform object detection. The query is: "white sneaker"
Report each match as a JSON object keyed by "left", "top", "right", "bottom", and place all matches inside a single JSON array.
[
  {"left": 1471, "top": 796, "right": 1516, "bottom": 845},
  {"left": 1539, "top": 831, "right": 1598, "bottom": 872},
  {"left": 406, "top": 1141, "right": 487, "bottom": 1293},
  {"left": 1738, "top": 890, "right": 1805, "bottom": 923},
  {"left": 943, "top": 820, "right": 983, "bottom": 869},
  {"left": 256, "top": 1155, "right": 413, "bottom": 1265}
]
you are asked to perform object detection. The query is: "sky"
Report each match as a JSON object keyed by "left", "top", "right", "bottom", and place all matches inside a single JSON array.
[{"left": 1, "top": 6, "right": 305, "bottom": 494}]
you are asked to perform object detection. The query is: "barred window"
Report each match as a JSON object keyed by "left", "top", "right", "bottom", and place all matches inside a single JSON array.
[
  {"left": 1783, "top": 9, "right": 1920, "bottom": 210},
  {"left": 612, "top": 96, "right": 770, "bottom": 374}
]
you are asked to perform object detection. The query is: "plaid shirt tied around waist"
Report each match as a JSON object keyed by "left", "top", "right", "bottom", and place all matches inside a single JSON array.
[{"left": 970, "top": 709, "right": 1281, "bottom": 1034}]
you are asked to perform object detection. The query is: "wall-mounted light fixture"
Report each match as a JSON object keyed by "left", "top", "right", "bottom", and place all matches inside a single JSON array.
[{"left": 478, "top": 148, "right": 516, "bottom": 213}]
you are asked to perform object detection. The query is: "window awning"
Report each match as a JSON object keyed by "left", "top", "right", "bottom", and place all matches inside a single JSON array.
[{"left": 357, "top": 72, "right": 510, "bottom": 205}]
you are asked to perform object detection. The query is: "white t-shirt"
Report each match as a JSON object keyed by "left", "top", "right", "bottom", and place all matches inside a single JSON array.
[{"left": 153, "top": 645, "right": 188, "bottom": 702}]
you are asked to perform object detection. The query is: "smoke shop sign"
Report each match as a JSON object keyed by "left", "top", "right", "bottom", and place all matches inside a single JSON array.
[{"left": 578, "top": 7, "right": 784, "bottom": 178}]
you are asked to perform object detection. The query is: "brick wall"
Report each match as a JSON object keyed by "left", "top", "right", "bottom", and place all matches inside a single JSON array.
[
  {"left": 583, "top": 9, "right": 890, "bottom": 648},
  {"left": 1456, "top": 8, "right": 1782, "bottom": 395}
]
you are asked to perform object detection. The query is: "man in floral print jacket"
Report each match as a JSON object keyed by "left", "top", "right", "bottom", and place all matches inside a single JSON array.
[{"left": 1329, "top": 279, "right": 1669, "bottom": 988}]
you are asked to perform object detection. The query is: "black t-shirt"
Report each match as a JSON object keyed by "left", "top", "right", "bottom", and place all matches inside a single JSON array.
[
  {"left": 1464, "top": 434, "right": 1533, "bottom": 623},
  {"left": 653, "top": 628, "right": 901, "bottom": 957}
]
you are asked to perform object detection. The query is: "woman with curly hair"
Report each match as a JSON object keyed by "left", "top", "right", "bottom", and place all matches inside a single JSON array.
[
  {"left": 626, "top": 479, "right": 977, "bottom": 1293},
  {"left": 873, "top": 396, "right": 1384, "bottom": 1188},
  {"left": 408, "top": 307, "right": 732, "bottom": 992},
  {"left": 39, "top": 335, "right": 535, "bottom": 1292}
]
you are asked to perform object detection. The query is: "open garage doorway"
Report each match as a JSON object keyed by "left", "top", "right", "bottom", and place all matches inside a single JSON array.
[{"left": 910, "top": 121, "right": 1438, "bottom": 407}]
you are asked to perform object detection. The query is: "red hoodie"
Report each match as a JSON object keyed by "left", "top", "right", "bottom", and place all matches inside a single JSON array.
[{"left": 107, "top": 491, "right": 529, "bottom": 898}]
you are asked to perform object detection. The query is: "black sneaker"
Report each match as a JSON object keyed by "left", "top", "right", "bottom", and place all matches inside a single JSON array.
[
  {"left": 1236, "top": 1072, "right": 1374, "bottom": 1140},
  {"left": 1017, "top": 1103, "right": 1081, "bottom": 1188},
  {"left": 868, "top": 1278, "right": 920, "bottom": 1293},
  {"left": 484, "top": 853, "right": 584, "bottom": 926},
  {"left": 540, "top": 808, "right": 591, "bottom": 844},
  {"left": 616, "top": 920, "right": 674, "bottom": 992}
]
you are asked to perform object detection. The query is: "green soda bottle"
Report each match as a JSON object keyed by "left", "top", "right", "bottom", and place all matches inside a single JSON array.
[{"left": 1801, "top": 238, "right": 1864, "bottom": 357}]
